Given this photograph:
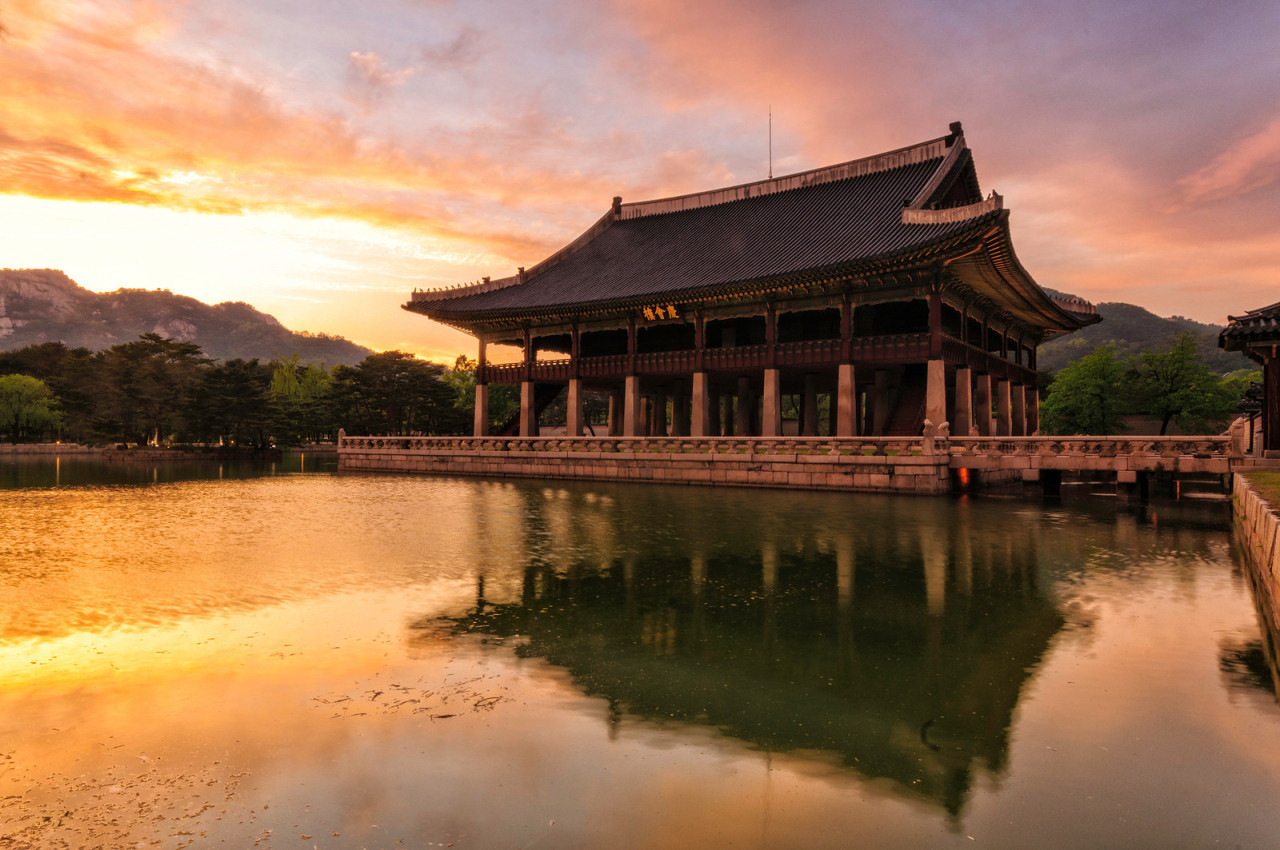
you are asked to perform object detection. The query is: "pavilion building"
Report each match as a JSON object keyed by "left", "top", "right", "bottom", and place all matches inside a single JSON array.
[
  {"left": 1220, "top": 301, "right": 1280, "bottom": 455},
  {"left": 405, "top": 123, "right": 1098, "bottom": 439}
]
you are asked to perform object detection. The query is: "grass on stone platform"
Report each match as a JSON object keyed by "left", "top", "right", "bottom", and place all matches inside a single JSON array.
[{"left": 1244, "top": 471, "right": 1280, "bottom": 509}]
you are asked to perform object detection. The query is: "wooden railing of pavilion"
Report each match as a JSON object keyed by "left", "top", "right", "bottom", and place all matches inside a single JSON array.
[{"left": 479, "top": 333, "right": 1031, "bottom": 384}]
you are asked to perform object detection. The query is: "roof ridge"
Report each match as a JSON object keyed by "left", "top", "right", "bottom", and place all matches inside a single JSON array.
[{"left": 618, "top": 132, "right": 954, "bottom": 220}]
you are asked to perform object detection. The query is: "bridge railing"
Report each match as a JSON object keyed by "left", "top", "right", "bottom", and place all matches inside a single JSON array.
[{"left": 946, "top": 435, "right": 1235, "bottom": 459}]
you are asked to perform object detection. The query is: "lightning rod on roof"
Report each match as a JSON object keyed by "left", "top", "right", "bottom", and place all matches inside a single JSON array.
[{"left": 768, "top": 106, "right": 772, "bottom": 179}]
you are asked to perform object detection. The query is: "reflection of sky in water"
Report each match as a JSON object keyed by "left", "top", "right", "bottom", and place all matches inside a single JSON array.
[{"left": 0, "top": 461, "right": 1278, "bottom": 848}]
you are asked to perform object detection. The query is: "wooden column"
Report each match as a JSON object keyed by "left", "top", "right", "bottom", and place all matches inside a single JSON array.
[
  {"left": 765, "top": 304, "right": 778, "bottom": 368},
  {"left": 570, "top": 324, "right": 581, "bottom": 378},
  {"left": 522, "top": 327, "right": 533, "bottom": 380},
  {"left": 872, "top": 369, "right": 890, "bottom": 436},
  {"left": 928, "top": 289, "right": 942, "bottom": 359},
  {"left": 671, "top": 385, "right": 688, "bottom": 437},
  {"left": 653, "top": 387, "right": 668, "bottom": 437},
  {"left": 839, "top": 297, "right": 853, "bottom": 362},
  {"left": 953, "top": 367, "right": 973, "bottom": 436},
  {"left": 474, "top": 338, "right": 489, "bottom": 437},
  {"left": 608, "top": 388, "right": 622, "bottom": 436},
  {"left": 735, "top": 377, "right": 752, "bottom": 436},
  {"left": 801, "top": 373, "right": 819, "bottom": 437},
  {"left": 1025, "top": 385, "right": 1040, "bottom": 435},
  {"left": 520, "top": 380, "right": 538, "bottom": 437},
  {"left": 626, "top": 317, "right": 637, "bottom": 376},
  {"left": 694, "top": 312, "right": 706, "bottom": 373},
  {"left": 1266, "top": 351, "right": 1280, "bottom": 453}
]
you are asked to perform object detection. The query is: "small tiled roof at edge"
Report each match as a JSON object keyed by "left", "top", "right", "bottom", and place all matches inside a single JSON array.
[
  {"left": 1220, "top": 301, "right": 1280, "bottom": 352},
  {"left": 413, "top": 130, "right": 996, "bottom": 317}
]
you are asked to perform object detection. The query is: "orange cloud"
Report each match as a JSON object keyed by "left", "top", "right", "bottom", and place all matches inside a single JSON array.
[
  {"left": 0, "top": 1, "right": 620, "bottom": 271},
  {"left": 1178, "top": 115, "right": 1280, "bottom": 205}
]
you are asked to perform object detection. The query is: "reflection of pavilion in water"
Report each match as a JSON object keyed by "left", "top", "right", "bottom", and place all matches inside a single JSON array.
[{"left": 448, "top": 490, "right": 1065, "bottom": 818}]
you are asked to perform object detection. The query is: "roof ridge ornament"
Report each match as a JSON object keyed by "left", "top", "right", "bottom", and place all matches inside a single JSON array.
[{"left": 902, "top": 191, "right": 1003, "bottom": 224}]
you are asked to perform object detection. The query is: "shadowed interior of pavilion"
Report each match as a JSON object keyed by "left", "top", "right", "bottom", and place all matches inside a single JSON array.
[{"left": 407, "top": 122, "right": 1099, "bottom": 441}]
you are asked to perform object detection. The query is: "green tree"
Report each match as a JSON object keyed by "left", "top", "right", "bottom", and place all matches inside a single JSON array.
[
  {"left": 1130, "top": 333, "right": 1234, "bottom": 435},
  {"left": 0, "top": 374, "right": 62, "bottom": 442},
  {"left": 1041, "top": 344, "right": 1128, "bottom": 435},
  {"left": 183, "top": 358, "right": 277, "bottom": 448},
  {"left": 268, "top": 355, "right": 336, "bottom": 444},
  {"left": 330, "top": 351, "right": 466, "bottom": 435},
  {"left": 98, "top": 334, "right": 210, "bottom": 445}
]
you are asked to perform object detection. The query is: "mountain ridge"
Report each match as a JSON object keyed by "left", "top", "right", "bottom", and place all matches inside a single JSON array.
[{"left": 0, "top": 268, "right": 371, "bottom": 366}]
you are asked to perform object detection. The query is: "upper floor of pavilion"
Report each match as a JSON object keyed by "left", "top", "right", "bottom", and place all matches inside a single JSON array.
[{"left": 404, "top": 122, "right": 1098, "bottom": 352}]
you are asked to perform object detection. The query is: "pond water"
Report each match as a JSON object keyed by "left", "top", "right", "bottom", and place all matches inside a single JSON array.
[{"left": 1, "top": 456, "right": 1278, "bottom": 848}]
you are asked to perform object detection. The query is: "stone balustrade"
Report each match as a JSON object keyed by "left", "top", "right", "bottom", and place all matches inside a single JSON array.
[
  {"left": 946, "top": 435, "right": 1235, "bottom": 474},
  {"left": 339, "top": 434, "right": 932, "bottom": 457}
]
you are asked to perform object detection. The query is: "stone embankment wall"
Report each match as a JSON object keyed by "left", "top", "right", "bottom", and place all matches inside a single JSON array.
[
  {"left": 339, "top": 437, "right": 953, "bottom": 495},
  {"left": 0, "top": 444, "right": 99, "bottom": 455},
  {"left": 1234, "top": 475, "right": 1280, "bottom": 637}
]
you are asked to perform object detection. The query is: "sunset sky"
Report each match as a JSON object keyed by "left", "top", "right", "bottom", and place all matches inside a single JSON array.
[{"left": 3, "top": 0, "right": 1279, "bottom": 362}]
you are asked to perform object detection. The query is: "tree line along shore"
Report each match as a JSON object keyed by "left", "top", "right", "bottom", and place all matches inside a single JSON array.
[{"left": 0, "top": 331, "right": 1260, "bottom": 447}]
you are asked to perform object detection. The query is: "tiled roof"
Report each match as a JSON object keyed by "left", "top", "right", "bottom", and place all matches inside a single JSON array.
[
  {"left": 412, "top": 130, "right": 1007, "bottom": 319},
  {"left": 1221, "top": 301, "right": 1280, "bottom": 352}
]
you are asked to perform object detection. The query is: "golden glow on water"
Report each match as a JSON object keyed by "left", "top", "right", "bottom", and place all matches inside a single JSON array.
[{"left": 1, "top": 462, "right": 1279, "bottom": 848}]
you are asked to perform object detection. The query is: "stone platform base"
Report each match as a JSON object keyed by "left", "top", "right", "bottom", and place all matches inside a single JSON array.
[{"left": 339, "top": 440, "right": 952, "bottom": 495}]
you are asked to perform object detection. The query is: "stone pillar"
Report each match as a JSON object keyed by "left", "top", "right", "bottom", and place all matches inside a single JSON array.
[
  {"left": 473, "top": 383, "right": 490, "bottom": 437},
  {"left": 623, "top": 375, "right": 641, "bottom": 437},
  {"left": 608, "top": 387, "right": 622, "bottom": 436},
  {"left": 926, "top": 359, "right": 947, "bottom": 429},
  {"left": 1010, "top": 382, "right": 1026, "bottom": 436},
  {"left": 762, "top": 368, "right": 782, "bottom": 437},
  {"left": 691, "top": 372, "right": 711, "bottom": 437},
  {"left": 996, "top": 379, "right": 1012, "bottom": 437},
  {"left": 1026, "top": 386, "right": 1040, "bottom": 435},
  {"left": 802, "top": 373, "right": 819, "bottom": 437},
  {"left": 837, "top": 363, "right": 857, "bottom": 437},
  {"left": 872, "top": 369, "right": 890, "bottom": 436},
  {"left": 520, "top": 381, "right": 538, "bottom": 437},
  {"left": 735, "top": 377, "right": 752, "bottom": 436},
  {"left": 671, "top": 386, "right": 688, "bottom": 437},
  {"left": 566, "top": 378, "right": 583, "bottom": 437},
  {"left": 953, "top": 367, "right": 972, "bottom": 436},
  {"left": 973, "top": 373, "right": 992, "bottom": 436},
  {"left": 652, "top": 388, "right": 668, "bottom": 437}
]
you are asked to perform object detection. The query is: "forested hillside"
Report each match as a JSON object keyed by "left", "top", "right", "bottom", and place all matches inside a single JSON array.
[
  {"left": 1039, "top": 297, "right": 1249, "bottom": 375},
  {"left": 0, "top": 269, "right": 370, "bottom": 365}
]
